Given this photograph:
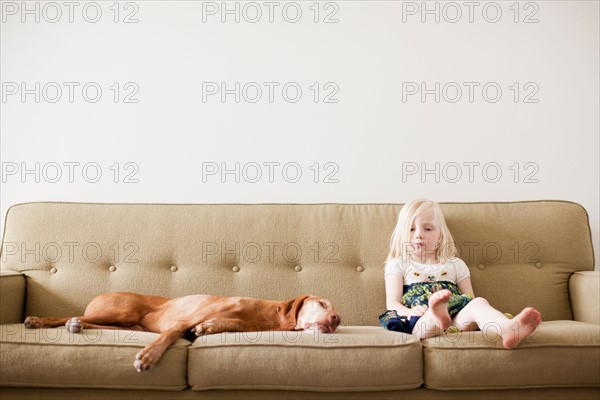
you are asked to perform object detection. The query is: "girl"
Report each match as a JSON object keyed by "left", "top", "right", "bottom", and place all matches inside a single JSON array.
[{"left": 381, "top": 198, "right": 541, "bottom": 349}]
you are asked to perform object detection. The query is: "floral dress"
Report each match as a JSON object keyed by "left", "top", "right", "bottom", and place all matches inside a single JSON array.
[{"left": 379, "top": 281, "right": 473, "bottom": 334}]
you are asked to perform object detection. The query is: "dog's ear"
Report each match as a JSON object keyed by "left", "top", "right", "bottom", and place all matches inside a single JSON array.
[
  {"left": 292, "top": 294, "right": 311, "bottom": 312},
  {"left": 290, "top": 295, "right": 311, "bottom": 324},
  {"left": 278, "top": 295, "right": 311, "bottom": 330}
]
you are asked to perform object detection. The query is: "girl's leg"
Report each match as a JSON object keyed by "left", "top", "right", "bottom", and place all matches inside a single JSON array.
[
  {"left": 452, "top": 297, "right": 542, "bottom": 349},
  {"left": 411, "top": 290, "right": 453, "bottom": 339}
]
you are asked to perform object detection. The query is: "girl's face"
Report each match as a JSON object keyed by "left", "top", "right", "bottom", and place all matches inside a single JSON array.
[{"left": 408, "top": 207, "right": 442, "bottom": 263}]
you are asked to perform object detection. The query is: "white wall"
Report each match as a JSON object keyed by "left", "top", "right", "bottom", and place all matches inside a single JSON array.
[{"left": 1, "top": 1, "right": 598, "bottom": 268}]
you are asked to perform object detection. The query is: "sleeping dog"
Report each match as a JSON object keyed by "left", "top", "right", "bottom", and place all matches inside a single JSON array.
[{"left": 24, "top": 292, "right": 341, "bottom": 372}]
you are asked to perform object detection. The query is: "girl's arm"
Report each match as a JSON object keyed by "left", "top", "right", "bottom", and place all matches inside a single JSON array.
[
  {"left": 457, "top": 277, "right": 475, "bottom": 297},
  {"left": 385, "top": 274, "right": 413, "bottom": 315}
]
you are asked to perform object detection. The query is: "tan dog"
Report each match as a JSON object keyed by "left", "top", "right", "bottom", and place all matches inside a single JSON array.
[{"left": 24, "top": 292, "right": 341, "bottom": 372}]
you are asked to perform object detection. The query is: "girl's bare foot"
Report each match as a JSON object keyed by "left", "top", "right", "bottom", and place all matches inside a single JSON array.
[
  {"left": 428, "top": 289, "right": 452, "bottom": 331},
  {"left": 502, "top": 307, "right": 542, "bottom": 349}
]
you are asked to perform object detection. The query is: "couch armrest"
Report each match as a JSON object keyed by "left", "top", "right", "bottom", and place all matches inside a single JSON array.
[
  {"left": 0, "top": 271, "right": 26, "bottom": 324},
  {"left": 569, "top": 271, "right": 600, "bottom": 325}
]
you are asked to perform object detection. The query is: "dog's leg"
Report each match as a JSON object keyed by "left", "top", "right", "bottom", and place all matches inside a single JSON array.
[
  {"left": 192, "top": 318, "right": 271, "bottom": 335},
  {"left": 25, "top": 315, "right": 147, "bottom": 333},
  {"left": 134, "top": 324, "right": 188, "bottom": 372},
  {"left": 63, "top": 318, "right": 147, "bottom": 333},
  {"left": 24, "top": 316, "right": 71, "bottom": 329}
]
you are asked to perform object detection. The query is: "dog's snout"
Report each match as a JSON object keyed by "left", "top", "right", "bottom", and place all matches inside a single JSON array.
[{"left": 330, "top": 313, "right": 341, "bottom": 327}]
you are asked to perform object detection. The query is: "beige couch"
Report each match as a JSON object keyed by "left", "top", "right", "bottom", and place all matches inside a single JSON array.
[{"left": 0, "top": 201, "right": 599, "bottom": 400}]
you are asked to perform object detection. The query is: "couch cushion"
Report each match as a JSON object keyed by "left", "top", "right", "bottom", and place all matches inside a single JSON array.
[
  {"left": 188, "top": 326, "right": 422, "bottom": 391},
  {"left": 469, "top": 263, "right": 574, "bottom": 321},
  {"left": 0, "top": 325, "right": 189, "bottom": 390},
  {"left": 423, "top": 320, "right": 600, "bottom": 390}
]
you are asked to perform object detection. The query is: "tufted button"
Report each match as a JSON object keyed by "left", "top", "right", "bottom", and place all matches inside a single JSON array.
[
  {"left": 356, "top": 266, "right": 364, "bottom": 272},
  {"left": 108, "top": 265, "right": 117, "bottom": 272},
  {"left": 294, "top": 265, "right": 302, "bottom": 272},
  {"left": 477, "top": 264, "right": 485, "bottom": 270},
  {"left": 535, "top": 262, "right": 542, "bottom": 269},
  {"left": 170, "top": 265, "right": 178, "bottom": 272},
  {"left": 232, "top": 266, "right": 240, "bottom": 273},
  {"left": 50, "top": 267, "right": 57, "bottom": 274}
]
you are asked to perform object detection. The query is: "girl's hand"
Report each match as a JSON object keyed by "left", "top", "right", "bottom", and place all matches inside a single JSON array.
[{"left": 410, "top": 305, "right": 428, "bottom": 317}]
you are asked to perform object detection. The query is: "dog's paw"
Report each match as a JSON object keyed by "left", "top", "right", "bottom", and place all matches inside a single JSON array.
[
  {"left": 66, "top": 317, "right": 82, "bottom": 333},
  {"left": 191, "top": 321, "right": 217, "bottom": 336},
  {"left": 24, "top": 316, "right": 41, "bottom": 329},
  {"left": 191, "top": 323, "right": 205, "bottom": 336},
  {"left": 134, "top": 346, "right": 161, "bottom": 373},
  {"left": 133, "top": 358, "right": 148, "bottom": 373}
]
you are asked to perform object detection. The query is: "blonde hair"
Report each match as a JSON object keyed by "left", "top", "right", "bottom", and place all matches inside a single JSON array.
[{"left": 386, "top": 198, "right": 458, "bottom": 263}]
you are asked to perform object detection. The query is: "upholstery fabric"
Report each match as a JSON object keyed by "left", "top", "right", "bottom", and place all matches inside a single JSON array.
[
  {"left": 188, "top": 326, "right": 422, "bottom": 391},
  {"left": 0, "top": 272, "right": 25, "bottom": 324},
  {"left": 0, "top": 324, "right": 189, "bottom": 390},
  {"left": 468, "top": 262, "right": 575, "bottom": 320},
  {"left": 1, "top": 387, "right": 600, "bottom": 400},
  {"left": 422, "top": 320, "right": 600, "bottom": 389},
  {"left": 0, "top": 201, "right": 597, "bottom": 397},
  {"left": 0, "top": 201, "right": 594, "bottom": 327},
  {"left": 569, "top": 271, "right": 600, "bottom": 324}
]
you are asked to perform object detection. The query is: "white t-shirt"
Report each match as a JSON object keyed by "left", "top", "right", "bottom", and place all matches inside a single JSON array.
[{"left": 384, "top": 257, "right": 470, "bottom": 286}]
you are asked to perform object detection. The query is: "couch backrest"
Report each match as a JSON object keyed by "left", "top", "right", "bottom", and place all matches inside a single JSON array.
[{"left": 0, "top": 201, "right": 595, "bottom": 325}]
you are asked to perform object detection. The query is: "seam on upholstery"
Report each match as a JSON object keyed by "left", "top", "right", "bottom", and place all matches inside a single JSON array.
[
  {"left": 4, "top": 200, "right": 594, "bottom": 270},
  {"left": 189, "top": 342, "right": 422, "bottom": 350},
  {"left": 0, "top": 382, "right": 188, "bottom": 390},
  {"left": 423, "top": 344, "right": 600, "bottom": 349},
  {"left": 190, "top": 382, "right": 424, "bottom": 392},
  {"left": 424, "top": 383, "right": 600, "bottom": 391},
  {"left": 4, "top": 200, "right": 587, "bottom": 206},
  {"left": 0, "top": 341, "right": 191, "bottom": 348}
]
